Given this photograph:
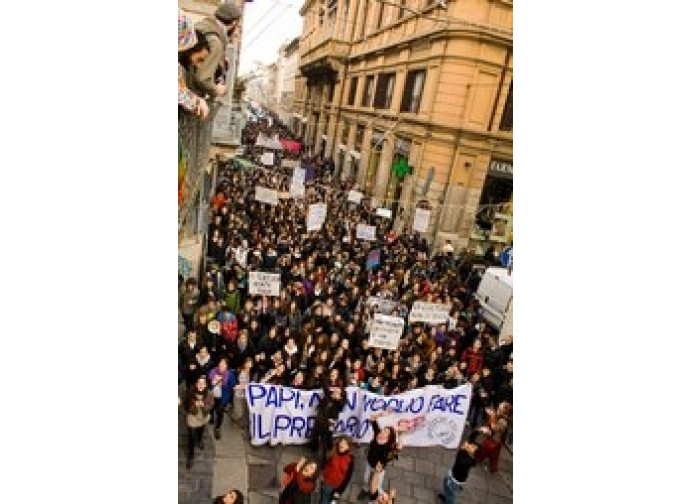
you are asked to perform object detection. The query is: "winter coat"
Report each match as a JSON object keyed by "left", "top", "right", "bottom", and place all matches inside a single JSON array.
[
  {"left": 208, "top": 367, "right": 237, "bottom": 407},
  {"left": 185, "top": 386, "right": 213, "bottom": 428},
  {"left": 279, "top": 463, "right": 316, "bottom": 504},
  {"left": 190, "top": 17, "right": 229, "bottom": 98},
  {"left": 461, "top": 348, "right": 484, "bottom": 376}
]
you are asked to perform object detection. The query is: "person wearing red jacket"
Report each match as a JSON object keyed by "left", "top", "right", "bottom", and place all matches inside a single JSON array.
[
  {"left": 461, "top": 339, "right": 484, "bottom": 376},
  {"left": 319, "top": 436, "right": 355, "bottom": 503},
  {"left": 279, "top": 457, "right": 318, "bottom": 504}
]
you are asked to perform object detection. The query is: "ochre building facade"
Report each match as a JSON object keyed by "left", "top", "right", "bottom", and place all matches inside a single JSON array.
[{"left": 294, "top": 0, "right": 513, "bottom": 251}]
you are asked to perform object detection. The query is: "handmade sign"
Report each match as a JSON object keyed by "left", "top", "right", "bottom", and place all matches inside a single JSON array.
[
  {"left": 356, "top": 224, "right": 376, "bottom": 241},
  {"left": 307, "top": 203, "right": 327, "bottom": 231},
  {"left": 260, "top": 152, "right": 275, "bottom": 166},
  {"left": 413, "top": 208, "right": 431, "bottom": 232},
  {"left": 348, "top": 190, "right": 364, "bottom": 204},
  {"left": 248, "top": 272, "right": 281, "bottom": 296},
  {"left": 246, "top": 383, "right": 471, "bottom": 448},
  {"left": 255, "top": 186, "right": 279, "bottom": 206},
  {"left": 369, "top": 314, "right": 405, "bottom": 350},
  {"left": 376, "top": 208, "right": 392, "bottom": 219},
  {"left": 408, "top": 301, "right": 452, "bottom": 324}
]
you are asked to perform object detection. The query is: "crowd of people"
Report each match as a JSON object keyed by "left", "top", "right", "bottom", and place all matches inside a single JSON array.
[{"left": 179, "top": 114, "right": 513, "bottom": 501}]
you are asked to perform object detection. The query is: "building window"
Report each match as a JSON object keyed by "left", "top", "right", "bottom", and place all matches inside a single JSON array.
[
  {"left": 328, "top": 83, "right": 336, "bottom": 103},
  {"left": 400, "top": 69, "right": 426, "bottom": 113},
  {"left": 362, "top": 76, "right": 375, "bottom": 107},
  {"left": 373, "top": 73, "right": 395, "bottom": 109},
  {"left": 327, "top": 0, "right": 337, "bottom": 31},
  {"left": 347, "top": 77, "right": 358, "bottom": 106},
  {"left": 355, "top": 124, "right": 364, "bottom": 151},
  {"left": 398, "top": 0, "right": 407, "bottom": 19},
  {"left": 499, "top": 81, "right": 513, "bottom": 132},
  {"left": 376, "top": 4, "right": 385, "bottom": 29}
]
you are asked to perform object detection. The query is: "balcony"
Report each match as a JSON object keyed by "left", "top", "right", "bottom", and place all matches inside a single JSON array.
[{"left": 178, "top": 104, "right": 220, "bottom": 233}]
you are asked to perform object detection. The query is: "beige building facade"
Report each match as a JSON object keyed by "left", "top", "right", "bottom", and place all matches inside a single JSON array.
[{"left": 294, "top": 0, "right": 513, "bottom": 251}]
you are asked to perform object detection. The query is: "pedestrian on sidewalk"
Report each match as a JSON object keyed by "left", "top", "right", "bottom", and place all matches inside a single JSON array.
[
  {"left": 357, "top": 412, "right": 400, "bottom": 500},
  {"left": 184, "top": 375, "right": 213, "bottom": 469},
  {"left": 319, "top": 436, "right": 355, "bottom": 504},
  {"left": 180, "top": 278, "right": 200, "bottom": 330},
  {"left": 279, "top": 457, "right": 319, "bottom": 504},
  {"left": 212, "top": 489, "right": 244, "bottom": 504},
  {"left": 437, "top": 440, "right": 481, "bottom": 503},
  {"left": 208, "top": 357, "right": 236, "bottom": 440}
]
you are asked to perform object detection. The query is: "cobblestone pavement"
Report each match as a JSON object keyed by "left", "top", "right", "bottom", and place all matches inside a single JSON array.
[{"left": 178, "top": 409, "right": 215, "bottom": 504}]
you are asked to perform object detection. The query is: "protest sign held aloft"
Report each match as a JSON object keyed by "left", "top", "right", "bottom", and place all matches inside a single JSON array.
[
  {"left": 254, "top": 186, "right": 279, "bottom": 206},
  {"left": 356, "top": 224, "right": 376, "bottom": 241},
  {"left": 369, "top": 314, "right": 405, "bottom": 350},
  {"left": 408, "top": 301, "right": 452, "bottom": 324},
  {"left": 249, "top": 271, "right": 281, "bottom": 296},
  {"left": 413, "top": 208, "right": 431, "bottom": 232}
]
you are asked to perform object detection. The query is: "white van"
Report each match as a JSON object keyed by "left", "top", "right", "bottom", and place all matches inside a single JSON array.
[{"left": 475, "top": 267, "right": 513, "bottom": 339}]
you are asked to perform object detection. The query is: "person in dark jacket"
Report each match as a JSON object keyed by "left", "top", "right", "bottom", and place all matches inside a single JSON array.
[
  {"left": 185, "top": 375, "right": 214, "bottom": 469},
  {"left": 357, "top": 413, "right": 400, "bottom": 500},
  {"left": 208, "top": 357, "right": 237, "bottom": 440},
  {"left": 437, "top": 440, "right": 480, "bottom": 503},
  {"left": 319, "top": 436, "right": 355, "bottom": 504},
  {"left": 179, "top": 330, "right": 201, "bottom": 386},
  {"left": 308, "top": 376, "right": 345, "bottom": 457},
  {"left": 229, "top": 331, "right": 256, "bottom": 370}
]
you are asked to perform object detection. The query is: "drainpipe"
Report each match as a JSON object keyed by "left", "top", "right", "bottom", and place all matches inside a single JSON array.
[{"left": 488, "top": 49, "right": 511, "bottom": 132}]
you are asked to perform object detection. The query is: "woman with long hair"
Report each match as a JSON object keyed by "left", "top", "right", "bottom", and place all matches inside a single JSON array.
[
  {"left": 319, "top": 436, "right": 355, "bottom": 504},
  {"left": 279, "top": 457, "right": 319, "bottom": 504}
]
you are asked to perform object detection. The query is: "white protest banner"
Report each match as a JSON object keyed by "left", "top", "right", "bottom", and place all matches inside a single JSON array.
[
  {"left": 348, "top": 190, "right": 364, "bottom": 204},
  {"left": 282, "top": 159, "right": 300, "bottom": 169},
  {"left": 307, "top": 203, "right": 327, "bottom": 231},
  {"left": 261, "top": 152, "right": 275, "bottom": 166},
  {"left": 413, "top": 208, "right": 431, "bottom": 232},
  {"left": 408, "top": 301, "right": 452, "bottom": 324},
  {"left": 246, "top": 383, "right": 471, "bottom": 448},
  {"left": 376, "top": 208, "right": 392, "bottom": 219},
  {"left": 369, "top": 314, "right": 405, "bottom": 350},
  {"left": 356, "top": 224, "right": 376, "bottom": 241},
  {"left": 255, "top": 186, "right": 279, "bottom": 206},
  {"left": 249, "top": 272, "right": 281, "bottom": 296}
]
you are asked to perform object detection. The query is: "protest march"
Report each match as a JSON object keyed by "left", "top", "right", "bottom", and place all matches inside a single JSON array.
[{"left": 179, "top": 116, "right": 513, "bottom": 503}]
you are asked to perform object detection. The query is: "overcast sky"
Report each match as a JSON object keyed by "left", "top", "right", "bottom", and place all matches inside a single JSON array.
[{"left": 238, "top": 0, "right": 304, "bottom": 77}]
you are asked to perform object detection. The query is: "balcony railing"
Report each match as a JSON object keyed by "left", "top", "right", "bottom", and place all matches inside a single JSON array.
[{"left": 178, "top": 104, "right": 220, "bottom": 232}]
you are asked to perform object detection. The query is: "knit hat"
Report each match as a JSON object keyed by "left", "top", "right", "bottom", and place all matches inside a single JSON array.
[
  {"left": 215, "top": 3, "right": 242, "bottom": 24},
  {"left": 178, "top": 10, "right": 197, "bottom": 52}
]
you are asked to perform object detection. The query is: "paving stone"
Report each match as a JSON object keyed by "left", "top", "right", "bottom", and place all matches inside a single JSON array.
[
  {"left": 415, "top": 458, "right": 436, "bottom": 476},
  {"left": 412, "top": 484, "right": 435, "bottom": 502},
  {"left": 398, "top": 469, "right": 425, "bottom": 486},
  {"left": 390, "top": 496, "right": 416, "bottom": 504},
  {"left": 389, "top": 480, "right": 412, "bottom": 498},
  {"left": 394, "top": 455, "right": 415, "bottom": 471}
]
